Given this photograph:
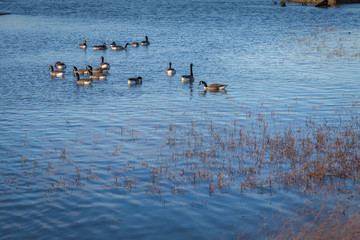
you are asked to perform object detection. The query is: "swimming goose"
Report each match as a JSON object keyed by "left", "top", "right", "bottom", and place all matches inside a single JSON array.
[
  {"left": 86, "top": 65, "right": 105, "bottom": 74},
  {"left": 111, "top": 42, "right": 129, "bottom": 50},
  {"left": 166, "top": 62, "right": 176, "bottom": 76},
  {"left": 132, "top": 42, "right": 139, "bottom": 47},
  {"left": 79, "top": 40, "right": 87, "bottom": 49},
  {"left": 198, "top": 81, "right": 227, "bottom": 91},
  {"left": 89, "top": 70, "right": 107, "bottom": 80},
  {"left": 75, "top": 73, "right": 92, "bottom": 85},
  {"left": 141, "top": 36, "right": 150, "bottom": 46},
  {"left": 73, "top": 66, "right": 90, "bottom": 75},
  {"left": 128, "top": 76, "right": 143, "bottom": 85},
  {"left": 55, "top": 61, "right": 66, "bottom": 70},
  {"left": 181, "top": 63, "right": 194, "bottom": 83},
  {"left": 93, "top": 43, "right": 107, "bottom": 50},
  {"left": 49, "top": 65, "right": 64, "bottom": 77},
  {"left": 99, "top": 56, "right": 110, "bottom": 70}
]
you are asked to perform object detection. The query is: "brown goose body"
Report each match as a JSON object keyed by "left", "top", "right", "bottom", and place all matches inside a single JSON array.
[
  {"left": 86, "top": 65, "right": 105, "bottom": 74},
  {"left": 132, "top": 42, "right": 139, "bottom": 47},
  {"left": 128, "top": 76, "right": 143, "bottom": 85},
  {"left": 79, "top": 40, "right": 87, "bottom": 49},
  {"left": 73, "top": 66, "right": 90, "bottom": 75},
  {"left": 49, "top": 65, "right": 64, "bottom": 77},
  {"left": 111, "top": 42, "right": 129, "bottom": 50},
  {"left": 181, "top": 63, "right": 194, "bottom": 83},
  {"left": 93, "top": 43, "right": 107, "bottom": 50},
  {"left": 99, "top": 56, "right": 110, "bottom": 70},
  {"left": 166, "top": 62, "right": 176, "bottom": 76},
  {"left": 75, "top": 73, "right": 92, "bottom": 85},
  {"left": 89, "top": 70, "right": 106, "bottom": 80},
  {"left": 55, "top": 61, "right": 66, "bottom": 70},
  {"left": 198, "top": 81, "right": 227, "bottom": 91},
  {"left": 141, "top": 36, "right": 150, "bottom": 46}
]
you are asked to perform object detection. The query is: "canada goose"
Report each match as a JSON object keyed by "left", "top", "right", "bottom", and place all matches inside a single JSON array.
[
  {"left": 166, "top": 62, "right": 176, "bottom": 76},
  {"left": 75, "top": 73, "right": 92, "bottom": 85},
  {"left": 128, "top": 76, "right": 142, "bottom": 85},
  {"left": 141, "top": 36, "right": 150, "bottom": 46},
  {"left": 55, "top": 61, "right": 66, "bottom": 70},
  {"left": 89, "top": 70, "right": 106, "bottom": 80},
  {"left": 181, "top": 63, "right": 194, "bottom": 83},
  {"left": 73, "top": 66, "right": 90, "bottom": 75},
  {"left": 86, "top": 65, "right": 105, "bottom": 74},
  {"left": 99, "top": 56, "right": 110, "bottom": 70},
  {"left": 198, "top": 81, "right": 227, "bottom": 91},
  {"left": 132, "top": 42, "right": 139, "bottom": 47},
  {"left": 111, "top": 43, "right": 129, "bottom": 50},
  {"left": 49, "top": 65, "right": 64, "bottom": 77},
  {"left": 79, "top": 40, "right": 87, "bottom": 49},
  {"left": 93, "top": 43, "right": 107, "bottom": 50}
]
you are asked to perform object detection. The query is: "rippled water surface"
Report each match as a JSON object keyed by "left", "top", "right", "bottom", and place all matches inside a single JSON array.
[{"left": 0, "top": 0, "right": 359, "bottom": 239}]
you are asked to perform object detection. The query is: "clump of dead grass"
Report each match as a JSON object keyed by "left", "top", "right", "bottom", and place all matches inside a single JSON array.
[
  {"left": 156, "top": 114, "right": 360, "bottom": 197},
  {"left": 274, "top": 207, "right": 360, "bottom": 240}
]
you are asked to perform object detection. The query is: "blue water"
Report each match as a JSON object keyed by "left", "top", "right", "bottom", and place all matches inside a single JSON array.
[{"left": 0, "top": 1, "right": 359, "bottom": 239}]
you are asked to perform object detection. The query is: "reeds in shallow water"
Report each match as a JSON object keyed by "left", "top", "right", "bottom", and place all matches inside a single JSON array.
[{"left": 1, "top": 106, "right": 359, "bottom": 238}]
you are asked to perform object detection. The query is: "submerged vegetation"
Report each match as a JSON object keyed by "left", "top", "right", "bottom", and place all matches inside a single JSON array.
[
  {"left": 160, "top": 114, "right": 360, "bottom": 196},
  {"left": 295, "top": 24, "right": 360, "bottom": 60},
  {"left": 273, "top": 204, "right": 360, "bottom": 240},
  {"left": 1, "top": 102, "right": 359, "bottom": 238}
]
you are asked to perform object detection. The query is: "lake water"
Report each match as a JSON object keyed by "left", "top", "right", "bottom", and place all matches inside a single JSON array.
[{"left": 0, "top": 0, "right": 359, "bottom": 239}]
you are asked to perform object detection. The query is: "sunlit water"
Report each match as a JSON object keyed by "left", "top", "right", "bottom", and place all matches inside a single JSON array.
[{"left": 0, "top": 0, "right": 359, "bottom": 239}]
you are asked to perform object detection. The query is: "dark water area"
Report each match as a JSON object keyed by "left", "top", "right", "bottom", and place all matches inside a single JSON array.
[{"left": 0, "top": 0, "right": 359, "bottom": 239}]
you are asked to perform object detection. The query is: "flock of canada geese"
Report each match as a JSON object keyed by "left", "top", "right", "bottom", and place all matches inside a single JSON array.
[{"left": 48, "top": 36, "right": 227, "bottom": 92}]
